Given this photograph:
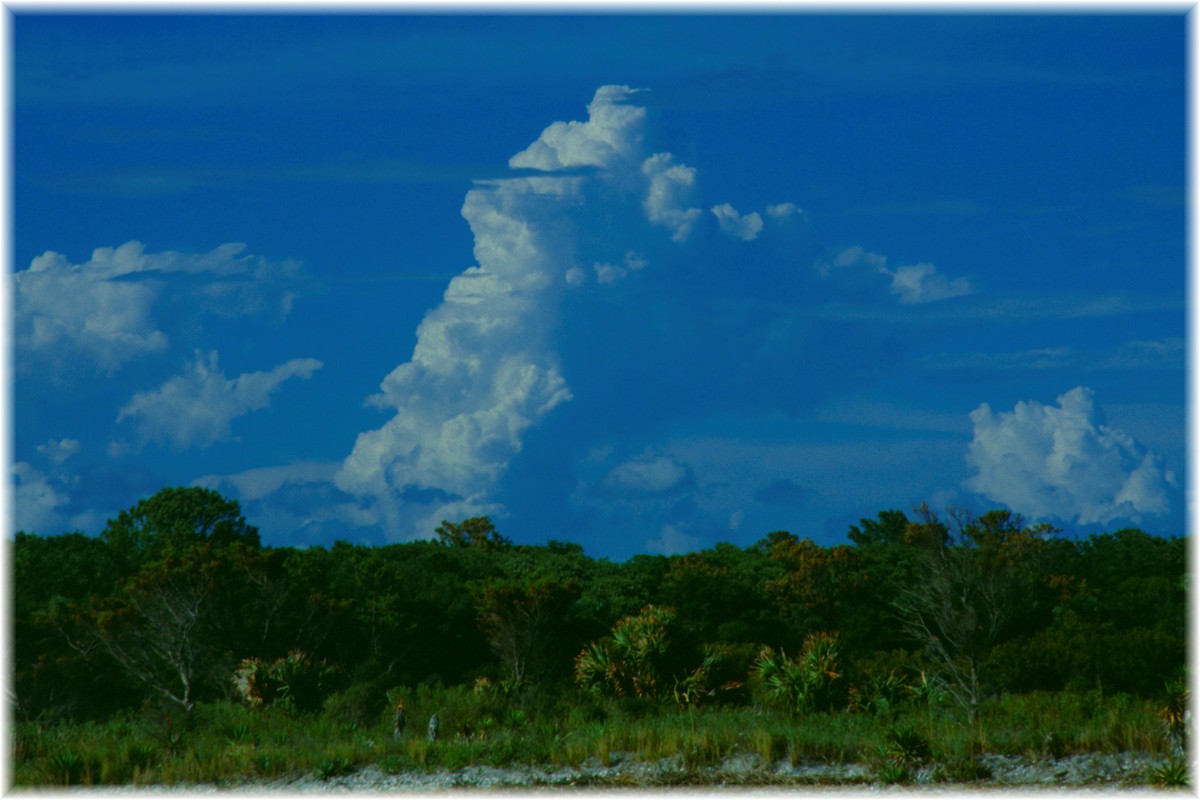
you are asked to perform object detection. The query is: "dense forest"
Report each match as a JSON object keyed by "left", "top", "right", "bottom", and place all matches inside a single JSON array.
[{"left": 11, "top": 487, "right": 1189, "bottom": 786}]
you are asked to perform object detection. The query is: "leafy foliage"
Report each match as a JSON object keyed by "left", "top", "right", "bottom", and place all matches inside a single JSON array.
[
  {"left": 575, "top": 605, "right": 680, "bottom": 700},
  {"left": 11, "top": 490, "right": 1189, "bottom": 787},
  {"left": 753, "top": 631, "right": 846, "bottom": 714}
]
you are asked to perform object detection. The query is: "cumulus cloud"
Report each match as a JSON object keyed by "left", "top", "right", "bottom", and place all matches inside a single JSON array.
[
  {"left": 509, "top": 85, "right": 647, "bottom": 172},
  {"left": 642, "top": 152, "right": 704, "bottom": 242},
  {"left": 332, "top": 85, "right": 788, "bottom": 542},
  {"left": 887, "top": 262, "right": 972, "bottom": 304},
  {"left": 965, "top": 386, "right": 1175, "bottom": 525},
  {"left": 604, "top": 452, "right": 692, "bottom": 496},
  {"left": 823, "top": 245, "right": 972, "bottom": 303},
  {"left": 829, "top": 245, "right": 888, "bottom": 272},
  {"left": 37, "top": 438, "right": 81, "bottom": 466},
  {"left": 711, "top": 203, "right": 764, "bottom": 241},
  {"left": 14, "top": 240, "right": 304, "bottom": 376},
  {"left": 12, "top": 461, "right": 70, "bottom": 534},
  {"left": 335, "top": 174, "right": 580, "bottom": 539},
  {"left": 646, "top": 522, "right": 701, "bottom": 556},
  {"left": 116, "top": 350, "right": 323, "bottom": 450},
  {"left": 766, "top": 202, "right": 804, "bottom": 222},
  {"left": 593, "top": 251, "right": 648, "bottom": 285}
]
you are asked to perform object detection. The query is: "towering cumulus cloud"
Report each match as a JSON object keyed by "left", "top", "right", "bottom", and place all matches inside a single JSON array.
[
  {"left": 338, "top": 86, "right": 701, "bottom": 540},
  {"left": 965, "top": 386, "right": 1174, "bottom": 525},
  {"left": 337, "top": 85, "right": 786, "bottom": 540}
]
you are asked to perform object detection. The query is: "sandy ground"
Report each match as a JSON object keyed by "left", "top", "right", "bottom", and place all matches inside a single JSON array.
[{"left": 57, "top": 750, "right": 1177, "bottom": 793}]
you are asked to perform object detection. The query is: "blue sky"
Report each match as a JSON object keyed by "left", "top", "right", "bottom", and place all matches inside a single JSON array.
[{"left": 12, "top": 11, "right": 1187, "bottom": 559}]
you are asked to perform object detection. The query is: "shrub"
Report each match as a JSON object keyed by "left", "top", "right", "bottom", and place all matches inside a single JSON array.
[
  {"left": 880, "top": 726, "right": 931, "bottom": 768},
  {"left": 575, "top": 605, "right": 679, "bottom": 700},
  {"left": 753, "top": 632, "right": 845, "bottom": 714},
  {"left": 1151, "top": 757, "right": 1189, "bottom": 788},
  {"left": 232, "top": 651, "right": 342, "bottom": 713}
]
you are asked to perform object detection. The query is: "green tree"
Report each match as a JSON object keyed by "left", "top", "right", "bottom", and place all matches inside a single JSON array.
[
  {"left": 101, "top": 487, "right": 259, "bottom": 574},
  {"left": 764, "top": 533, "right": 861, "bottom": 644},
  {"left": 472, "top": 576, "right": 580, "bottom": 684},
  {"left": 435, "top": 516, "right": 512, "bottom": 551},
  {"left": 13, "top": 532, "right": 135, "bottom": 721},
  {"left": 91, "top": 544, "right": 233, "bottom": 712},
  {"left": 891, "top": 506, "right": 1055, "bottom": 723}
]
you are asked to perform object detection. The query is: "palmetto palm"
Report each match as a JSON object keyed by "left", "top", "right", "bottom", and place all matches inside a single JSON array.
[
  {"left": 754, "top": 631, "right": 844, "bottom": 714},
  {"left": 574, "top": 605, "right": 676, "bottom": 699}
]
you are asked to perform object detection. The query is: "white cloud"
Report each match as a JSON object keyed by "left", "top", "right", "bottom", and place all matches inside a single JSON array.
[
  {"left": 592, "top": 251, "right": 648, "bottom": 285},
  {"left": 646, "top": 523, "right": 701, "bottom": 556},
  {"left": 821, "top": 245, "right": 972, "bottom": 304},
  {"left": 16, "top": 246, "right": 167, "bottom": 374},
  {"left": 14, "top": 240, "right": 304, "bottom": 376},
  {"left": 766, "top": 202, "right": 804, "bottom": 222},
  {"left": 966, "top": 386, "right": 1175, "bottom": 525},
  {"left": 192, "top": 461, "right": 383, "bottom": 547},
  {"left": 887, "top": 262, "right": 973, "bottom": 304},
  {"left": 830, "top": 245, "right": 887, "bottom": 271},
  {"left": 642, "top": 153, "right": 703, "bottom": 242},
  {"left": 816, "top": 397, "right": 971, "bottom": 434},
  {"left": 335, "top": 85, "right": 790, "bottom": 542},
  {"left": 921, "top": 346, "right": 1075, "bottom": 370},
  {"left": 565, "top": 266, "right": 588, "bottom": 286},
  {"left": 192, "top": 461, "right": 340, "bottom": 501},
  {"left": 593, "top": 262, "right": 624, "bottom": 285},
  {"left": 922, "top": 338, "right": 1186, "bottom": 372},
  {"left": 12, "top": 461, "right": 69, "bottom": 534},
  {"left": 711, "top": 203, "right": 764, "bottom": 241},
  {"left": 1099, "top": 337, "right": 1185, "bottom": 370},
  {"left": 36, "top": 438, "right": 81, "bottom": 466},
  {"left": 117, "top": 350, "right": 323, "bottom": 450},
  {"left": 335, "top": 173, "right": 577, "bottom": 539},
  {"left": 604, "top": 452, "right": 691, "bottom": 496},
  {"left": 509, "top": 85, "right": 647, "bottom": 172}
]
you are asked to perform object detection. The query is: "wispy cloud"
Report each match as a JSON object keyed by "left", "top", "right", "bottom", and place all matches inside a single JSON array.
[
  {"left": 603, "top": 452, "right": 694, "bottom": 497},
  {"left": 37, "top": 157, "right": 498, "bottom": 198},
  {"left": 12, "top": 461, "right": 70, "bottom": 534},
  {"left": 766, "top": 202, "right": 804, "bottom": 223},
  {"left": 823, "top": 292, "right": 1181, "bottom": 323},
  {"left": 922, "top": 337, "right": 1183, "bottom": 371},
  {"left": 815, "top": 397, "right": 972, "bottom": 434},
  {"left": 711, "top": 203, "right": 764, "bottom": 241},
  {"left": 115, "top": 350, "right": 322, "bottom": 450},
  {"left": 193, "top": 461, "right": 340, "bottom": 501},
  {"left": 36, "top": 437, "right": 81, "bottom": 466},
  {"left": 646, "top": 522, "right": 701, "bottom": 556},
  {"left": 843, "top": 198, "right": 981, "bottom": 217},
  {"left": 821, "top": 245, "right": 973, "bottom": 304},
  {"left": 921, "top": 346, "right": 1075, "bottom": 371}
]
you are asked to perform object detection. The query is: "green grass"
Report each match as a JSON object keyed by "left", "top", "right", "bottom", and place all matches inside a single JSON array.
[{"left": 11, "top": 688, "right": 1176, "bottom": 787}]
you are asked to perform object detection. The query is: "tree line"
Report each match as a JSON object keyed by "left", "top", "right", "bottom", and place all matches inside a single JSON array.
[{"left": 13, "top": 487, "right": 1187, "bottom": 727}]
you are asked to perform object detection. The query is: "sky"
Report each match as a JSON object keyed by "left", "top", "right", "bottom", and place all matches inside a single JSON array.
[{"left": 10, "top": 10, "right": 1188, "bottom": 559}]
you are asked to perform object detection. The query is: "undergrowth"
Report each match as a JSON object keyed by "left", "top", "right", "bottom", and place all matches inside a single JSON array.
[{"left": 11, "top": 687, "right": 1175, "bottom": 787}]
